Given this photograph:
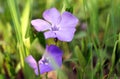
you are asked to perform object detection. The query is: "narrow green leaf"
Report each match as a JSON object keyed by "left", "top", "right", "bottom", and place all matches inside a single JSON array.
[
  {"left": 74, "top": 46, "right": 86, "bottom": 69},
  {"left": 111, "top": 41, "right": 119, "bottom": 68},
  {"left": 21, "top": 0, "right": 33, "bottom": 51},
  {"left": 21, "top": 0, "right": 32, "bottom": 40},
  {"left": 111, "top": 34, "right": 120, "bottom": 66},
  {"left": 7, "top": 0, "right": 26, "bottom": 67},
  {"left": 7, "top": 0, "right": 21, "bottom": 28},
  {"left": 109, "top": 39, "right": 120, "bottom": 78}
]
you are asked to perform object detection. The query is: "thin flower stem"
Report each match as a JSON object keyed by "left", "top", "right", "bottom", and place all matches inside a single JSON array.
[{"left": 45, "top": 72, "right": 48, "bottom": 79}]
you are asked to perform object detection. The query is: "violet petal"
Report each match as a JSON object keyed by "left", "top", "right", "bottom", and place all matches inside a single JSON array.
[
  {"left": 55, "top": 28, "right": 76, "bottom": 42},
  {"left": 31, "top": 19, "right": 51, "bottom": 32},
  {"left": 58, "top": 11, "right": 78, "bottom": 28},
  {"left": 39, "top": 45, "right": 63, "bottom": 74},
  {"left": 25, "top": 55, "right": 39, "bottom": 75},
  {"left": 44, "top": 31, "right": 56, "bottom": 39},
  {"left": 43, "top": 8, "right": 61, "bottom": 25}
]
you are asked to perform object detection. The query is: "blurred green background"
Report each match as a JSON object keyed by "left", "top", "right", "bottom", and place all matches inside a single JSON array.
[{"left": 0, "top": 0, "right": 120, "bottom": 79}]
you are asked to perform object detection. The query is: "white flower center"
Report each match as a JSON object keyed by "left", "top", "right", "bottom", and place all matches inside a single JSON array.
[
  {"left": 40, "top": 57, "right": 50, "bottom": 65},
  {"left": 51, "top": 24, "right": 59, "bottom": 31}
]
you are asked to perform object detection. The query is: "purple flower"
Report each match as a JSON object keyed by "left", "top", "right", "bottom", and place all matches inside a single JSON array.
[
  {"left": 31, "top": 8, "right": 78, "bottom": 42},
  {"left": 25, "top": 45, "right": 63, "bottom": 75}
]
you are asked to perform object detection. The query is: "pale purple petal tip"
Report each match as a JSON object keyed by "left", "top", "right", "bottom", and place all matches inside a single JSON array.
[
  {"left": 59, "top": 11, "right": 79, "bottom": 28},
  {"left": 43, "top": 8, "right": 61, "bottom": 25},
  {"left": 25, "top": 55, "right": 39, "bottom": 75},
  {"left": 31, "top": 19, "right": 51, "bottom": 32}
]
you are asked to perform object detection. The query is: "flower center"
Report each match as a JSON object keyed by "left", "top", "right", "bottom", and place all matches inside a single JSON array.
[
  {"left": 40, "top": 57, "right": 50, "bottom": 65},
  {"left": 51, "top": 24, "right": 59, "bottom": 31}
]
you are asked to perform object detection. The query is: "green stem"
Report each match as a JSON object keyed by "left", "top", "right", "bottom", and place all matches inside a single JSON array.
[{"left": 45, "top": 73, "right": 48, "bottom": 79}]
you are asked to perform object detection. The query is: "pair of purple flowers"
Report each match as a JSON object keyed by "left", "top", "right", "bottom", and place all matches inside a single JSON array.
[{"left": 25, "top": 8, "right": 78, "bottom": 75}]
